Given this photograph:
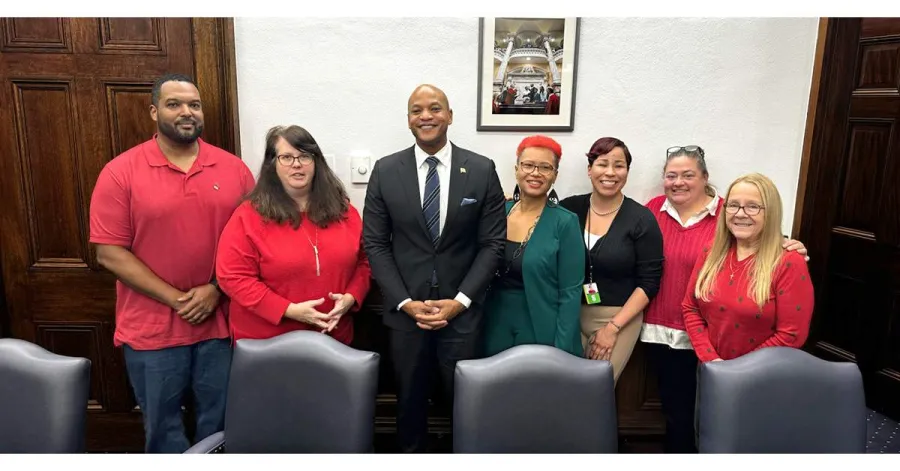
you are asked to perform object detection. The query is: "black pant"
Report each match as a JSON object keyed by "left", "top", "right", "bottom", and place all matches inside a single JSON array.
[
  {"left": 645, "top": 342, "right": 699, "bottom": 453},
  {"left": 389, "top": 288, "right": 480, "bottom": 453}
]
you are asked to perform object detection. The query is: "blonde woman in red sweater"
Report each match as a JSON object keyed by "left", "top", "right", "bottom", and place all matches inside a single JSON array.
[
  {"left": 683, "top": 172, "right": 814, "bottom": 359},
  {"left": 643, "top": 147, "right": 806, "bottom": 453}
]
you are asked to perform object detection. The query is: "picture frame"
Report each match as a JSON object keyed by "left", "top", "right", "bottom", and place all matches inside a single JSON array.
[{"left": 476, "top": 17, "right": 580, "bottom": 132}]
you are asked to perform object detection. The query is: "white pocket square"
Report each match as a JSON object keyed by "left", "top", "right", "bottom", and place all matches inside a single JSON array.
[{"left": 460, "top": 198, "right": 478, "bottom": 206}]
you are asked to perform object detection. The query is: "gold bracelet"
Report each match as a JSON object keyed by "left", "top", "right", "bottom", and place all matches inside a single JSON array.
[{"left": 609, "top": 320, "right": 622, "bottom": 332}]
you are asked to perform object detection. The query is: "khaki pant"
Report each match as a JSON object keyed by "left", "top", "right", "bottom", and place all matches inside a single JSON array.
[{"left": 580, "top": 305, "right": 643, "bottom": 384}]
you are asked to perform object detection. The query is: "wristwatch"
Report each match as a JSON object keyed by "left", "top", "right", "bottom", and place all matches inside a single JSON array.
[{"left": 209, "top": 278, "right": 222, "bottom": 293}]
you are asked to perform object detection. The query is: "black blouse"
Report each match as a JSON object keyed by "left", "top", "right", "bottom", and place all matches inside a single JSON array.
[
  {"left": 496, "top": 239, "right": 526, "bottom": 290},
  {"left": 559, "top": 194, "right": 664, "bottom": 306}
]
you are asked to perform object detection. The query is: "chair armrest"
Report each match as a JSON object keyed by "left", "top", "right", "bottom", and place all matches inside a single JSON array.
[{"left": 184, "top": 431, "right": 226, "bottom": 453}]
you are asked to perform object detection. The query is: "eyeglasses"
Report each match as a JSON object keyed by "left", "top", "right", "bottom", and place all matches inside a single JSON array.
[
  {"left": 518, "top": 162, "right": 556, "bottom": 176},
  {"left": 667, "top": 145, "right": 705, "bottom": 158},
  {"left": 276, "top": 153, "right": 314, "bottom": 167},
  {"left": 724, "top": 202, "right": 765, "bottom": 216}
]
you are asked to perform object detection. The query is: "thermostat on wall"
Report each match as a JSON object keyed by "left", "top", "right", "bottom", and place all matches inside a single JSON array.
[{"left": 351, "top": 155, "right": 371, "bottom": 183}]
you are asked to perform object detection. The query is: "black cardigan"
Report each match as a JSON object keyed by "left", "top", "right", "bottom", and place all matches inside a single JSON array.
[{"left": 559, "top": 193, "right": 664, "bottom": 306}]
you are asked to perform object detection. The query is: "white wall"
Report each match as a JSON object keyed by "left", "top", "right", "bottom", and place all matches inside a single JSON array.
[{"left": 233, "top": 17, "right": 819, "bottom": 234}]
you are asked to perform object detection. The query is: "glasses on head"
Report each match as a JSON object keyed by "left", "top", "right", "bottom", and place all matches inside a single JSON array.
[
  {"left": 667, "top": 145, "right": 705, "bottom": 158},
  {"left": 518, "top": 162, "right": 556, "bottom": 176},
  {"left": 276, "top": 153, "right": 314, "bottom": 167},
  {"left": 725, "top": 202, "right": 765, "bottom": 216}
]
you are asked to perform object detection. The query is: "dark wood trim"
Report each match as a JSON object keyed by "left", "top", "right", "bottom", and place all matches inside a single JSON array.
[
  {"left": 191, "top": 18, "right": 241, "bottom": 158},
  {"left": 797, "top": 18, "right": 862, "bottom": 288},
  {"left": 0, "top": 249, "right": 6, "bottom": 338},
  {"left": 221, "top": 19, "right": 241, "bottom": 159},
  {"left": 792, "top": 18, "right": 829, "bottom": 238}
]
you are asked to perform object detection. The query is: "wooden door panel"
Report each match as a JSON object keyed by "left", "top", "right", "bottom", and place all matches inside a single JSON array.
[
  {"left": 836, "top": 121, "right": 892, "bottom": 233},
  {"left": 36, "top": 322, "right": 108, "bottom": 410},
  {"left": 615, "top": 342, "right": 664, "bottom": 436},
  {"left": 0, "top": 18, "right": 72, "bottom": 53},
  {"left": 98, "top": 18, "right": 166, "bottom": 54},
  {"left": 104, "top": 82, "right": 158, "bottom": 158},
  {"left": 861, "top": 18, "right": 900, "bottom": 39},
  {"left": 10, "top": 79, "right": 90, "bottom": 268}
]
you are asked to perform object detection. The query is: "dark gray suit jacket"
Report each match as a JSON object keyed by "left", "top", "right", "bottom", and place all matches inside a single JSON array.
[{"left": 362, "top": 142, "right": 506, "bottom": 332}]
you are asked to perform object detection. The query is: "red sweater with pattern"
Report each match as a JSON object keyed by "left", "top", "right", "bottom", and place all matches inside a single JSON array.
[
  {"left": 682, "top": 247, "right": 814, "bottom": 362},
  {"left": 643, "top": 195, "right": 721, "bottom": 331}
]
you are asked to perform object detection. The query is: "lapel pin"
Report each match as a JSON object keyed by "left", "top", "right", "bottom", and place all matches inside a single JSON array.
[{"left": 460, "top": 167, "right": 467, "bottom": 174}]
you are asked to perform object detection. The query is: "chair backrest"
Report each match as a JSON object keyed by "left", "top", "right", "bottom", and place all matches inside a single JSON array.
[
  {"left": 224, "top": 330, "right": 380, "bottom": 453},
  {"left": 453, "top": 344, "right": 617, "bottom": 453},
  {"left": 0, "top": 338, "right": 91, "bottom": 453},
  {"left": 698, "top": 346, "right": 866, "bottom": 453}
]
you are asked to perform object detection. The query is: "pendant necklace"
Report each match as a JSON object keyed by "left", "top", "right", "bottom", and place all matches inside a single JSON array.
[{"left": 302, "top": 224, "right": 320, "bottom": 276}]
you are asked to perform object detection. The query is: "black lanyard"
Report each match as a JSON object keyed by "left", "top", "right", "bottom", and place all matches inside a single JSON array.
[{"left": 584, "top": 208, "right": 610, "bottom": 286}]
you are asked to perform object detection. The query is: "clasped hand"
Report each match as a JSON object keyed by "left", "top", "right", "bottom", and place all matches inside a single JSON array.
[
  {"left": 285, "top": 292, "right": 355, "bottom": 333},
  {"left": 402, "top": 299, "right": 465, "bottom": 330},
  {"left": 174, "top": 284, "right": 221, "bottom": 325}
]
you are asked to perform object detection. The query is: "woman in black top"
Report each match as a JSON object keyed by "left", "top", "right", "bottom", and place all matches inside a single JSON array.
[{"left": 560, "top": 137, "right": 664, "bottom": 382}]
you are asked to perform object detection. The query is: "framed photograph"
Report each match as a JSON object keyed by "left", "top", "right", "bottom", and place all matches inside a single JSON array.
[{"left": 476, "top": 17, "right": 580, "bottom": 132}]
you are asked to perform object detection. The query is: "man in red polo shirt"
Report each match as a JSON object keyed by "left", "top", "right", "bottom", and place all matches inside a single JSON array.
[{"left": 89, "top": 73, "right": 254, "bottom": 453}]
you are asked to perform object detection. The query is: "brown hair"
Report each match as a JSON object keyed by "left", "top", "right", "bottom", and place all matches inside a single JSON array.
[{"left": 246, "top": 125, "right": 348, "bottom": 229}]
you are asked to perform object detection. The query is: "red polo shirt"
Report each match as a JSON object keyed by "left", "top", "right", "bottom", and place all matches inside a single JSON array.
[{"left": 89, "top": 134, "right": 255, "bottom": 350}]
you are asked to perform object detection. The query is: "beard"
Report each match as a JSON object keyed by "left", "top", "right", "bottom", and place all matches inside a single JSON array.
[{"left": 158, "top": 118, "right": 204, "bottom": 144}]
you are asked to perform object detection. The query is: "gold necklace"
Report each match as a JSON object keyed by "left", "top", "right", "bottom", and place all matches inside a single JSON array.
[
  {"left": 302, "top": 224, "right": 320, "bottom": 276},
  {"left": 590, "top": 194, "right": 623, "bottom": 216},
  {"left": 727, "top": 252, "right": 750, "bottom": 283}
]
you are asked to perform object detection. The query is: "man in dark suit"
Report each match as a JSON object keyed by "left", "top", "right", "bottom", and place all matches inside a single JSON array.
[{"left": 363, "top": 84, "right": 506, "bottom": 452}]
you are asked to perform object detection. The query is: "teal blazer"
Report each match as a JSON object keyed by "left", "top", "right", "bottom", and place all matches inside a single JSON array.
[{"left": 499, "top": 200, "right": 585, "bottom": 356}]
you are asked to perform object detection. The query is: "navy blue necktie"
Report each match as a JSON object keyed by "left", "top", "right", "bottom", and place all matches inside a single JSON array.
[
  {"left": 423, "top": 156, "right": 441, "bottom": 246},
  {"left": 423, "top": 156, "right": 440, "bottom": 287}
]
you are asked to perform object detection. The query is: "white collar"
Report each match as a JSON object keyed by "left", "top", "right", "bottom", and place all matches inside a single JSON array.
[
  {"left": 661, "top": 186, "right": 721, "bottom": 217},
  {"left": 414, "top": 141, "right": 451, "bottom": 169}
]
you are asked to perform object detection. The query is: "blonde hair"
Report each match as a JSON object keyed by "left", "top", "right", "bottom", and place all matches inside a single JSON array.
[{"left": 695, "top": 173, "right": 785, "bottom": 308}]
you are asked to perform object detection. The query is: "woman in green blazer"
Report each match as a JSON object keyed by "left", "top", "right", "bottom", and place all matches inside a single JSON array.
[{"left": 483, "top": 136, "right": 585, "bottom": 357}]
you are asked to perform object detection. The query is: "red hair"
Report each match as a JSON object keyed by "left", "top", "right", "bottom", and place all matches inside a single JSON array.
[{"left": 516, "top": 135, "right": 562, "bottom": 161}]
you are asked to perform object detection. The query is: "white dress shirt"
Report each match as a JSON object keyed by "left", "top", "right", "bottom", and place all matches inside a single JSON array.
[
  {"left": 414, "top": 142, "right": 451, "bottom": 235},
  {"left": 397, "top": 142, "right": 472, "bottom": 311}
]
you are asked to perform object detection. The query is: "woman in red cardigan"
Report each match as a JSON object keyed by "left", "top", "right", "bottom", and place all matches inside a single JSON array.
[
  {"left": 215, "top": 125, "right": 370, "bottom": 345},
  {"left": 682, "top": 173, "right": 814, "bottom": 364},
  {"left": 643, "top": 146, "right": 807, "bottom": 453}
]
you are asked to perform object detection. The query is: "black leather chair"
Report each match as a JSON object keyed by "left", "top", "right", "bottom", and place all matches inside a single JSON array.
[
  {"left": 453, "top": 344, "right": 618, "bottom": 453},
  {"left": 698, "top": 346, "right": 866, "bottom": 453},
  {"left": 184, "top": 330, "right": 380, "bottom": 453},
  {"left": 0, "top": 338, "right": 91, "bottom": 453}
]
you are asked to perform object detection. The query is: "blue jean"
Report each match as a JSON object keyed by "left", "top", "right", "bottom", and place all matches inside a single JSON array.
[{"left": 123, "top": 338, "right": 232, "bottom": 453}]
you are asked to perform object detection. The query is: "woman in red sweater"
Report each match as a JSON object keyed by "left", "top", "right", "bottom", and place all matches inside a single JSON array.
[
  {"left": 683, "top": 172, "right": 814, "bottom": 364},
  {"left": 643, "top": 147, "right": 806, "bottom": 453},
  {"left": 215, "top": 125, "right": 371, "bottom": 345}
]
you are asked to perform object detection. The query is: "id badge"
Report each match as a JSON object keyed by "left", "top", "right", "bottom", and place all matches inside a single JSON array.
[{"left": 583, "top": 283, "right": 601, "bottom": 304}]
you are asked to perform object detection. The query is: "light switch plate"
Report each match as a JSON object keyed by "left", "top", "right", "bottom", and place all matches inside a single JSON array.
[{"left": 351, "top": 155, "right": 371, "bottom": 183}]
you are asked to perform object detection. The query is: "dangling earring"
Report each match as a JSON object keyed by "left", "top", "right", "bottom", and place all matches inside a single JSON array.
[
  {"left": 513, "top": 184, "right": 521, "bottom": 202},
  {"left": 548, "top": 187, "right": 559, "bottom": 206}
]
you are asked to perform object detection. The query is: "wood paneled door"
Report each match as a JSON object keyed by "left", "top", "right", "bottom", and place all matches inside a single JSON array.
[
  {"left": 0, "top": 17, "right": 240, "bottom": 452},
  {"left": 798, "top": 18, "right": 900, "bottom": 420}
]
